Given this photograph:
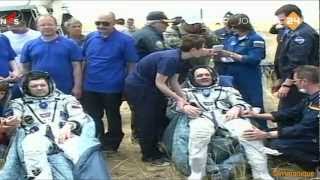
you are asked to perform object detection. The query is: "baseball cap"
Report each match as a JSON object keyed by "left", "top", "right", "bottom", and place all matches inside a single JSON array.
[
  {"left": 224, "top": 11, "right": 234, "bottom": 19},
  {"left": 146, "top": 11, "right": 174, "bottom": 23}
]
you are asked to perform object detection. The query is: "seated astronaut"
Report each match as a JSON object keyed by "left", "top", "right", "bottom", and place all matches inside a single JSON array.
[
  {"left": 178, "top": 66, "right": 276, "bottom": 180},
  {"left": 8, "top": 71, "right": 90, "bottom": 180}
]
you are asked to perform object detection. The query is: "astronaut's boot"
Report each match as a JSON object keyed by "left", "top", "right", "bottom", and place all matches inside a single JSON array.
[
  {"left": 25, "top": 159, "right": 53, "bottom": 180},
  {"left": 242, "top": 140, "right": 273, "bottom": 180},
  {"left": 25, "top": 165, "right": 53, "bottom": 180}
]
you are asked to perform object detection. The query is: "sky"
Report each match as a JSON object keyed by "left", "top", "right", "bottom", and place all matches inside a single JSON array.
[{"left": 0, "top": 0, "right": 319, "bottom": 32}]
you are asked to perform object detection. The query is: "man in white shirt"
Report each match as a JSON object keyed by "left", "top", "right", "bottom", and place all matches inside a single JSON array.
[
  {"left": 3, "top": 20, "right": 40, "bottom": 66},
  {"left": 114, "top": 18, "right": 131, "bottom": 36}
]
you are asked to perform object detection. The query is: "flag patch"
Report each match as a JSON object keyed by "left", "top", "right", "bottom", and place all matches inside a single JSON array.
[
  {"left": 294, "top": 36, "right": 305, "bottom": 44},
  {"left": 253, "top": 41, "right": 265, "bottom": 48}
]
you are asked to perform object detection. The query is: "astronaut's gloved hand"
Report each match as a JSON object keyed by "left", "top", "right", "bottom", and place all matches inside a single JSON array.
[
  {"left": 58, "top": 122, "right": 75, "bottom": 144},
  {"left": 225, "top": 106, "right": 242, "bottom": 121}
]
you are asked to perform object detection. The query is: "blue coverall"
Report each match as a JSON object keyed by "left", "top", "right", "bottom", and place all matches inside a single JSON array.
[
  {"left": 218, "top": 32, "right": 265, "bottom": 106},
  {"left": 277, "top": 23, "right": 319, "bottom": 110},
  {"left": 216, "top": 31, "right": 266, "bottom": 128},
  {"left": 269, "top": 91, "right": 319, "bottom": 169}
]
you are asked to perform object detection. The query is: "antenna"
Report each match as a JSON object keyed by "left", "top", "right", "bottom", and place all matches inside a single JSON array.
[{"left": 26, "top": 0, "right": 31, "bottom": 5}]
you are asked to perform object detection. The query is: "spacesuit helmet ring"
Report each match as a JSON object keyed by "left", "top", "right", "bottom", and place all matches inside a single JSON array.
[
  {"left": 22, "top": 71, "right": 54, "bottom": 97},
  {"left": 188, "top": 65, "right": 218, "bottom": 87}
]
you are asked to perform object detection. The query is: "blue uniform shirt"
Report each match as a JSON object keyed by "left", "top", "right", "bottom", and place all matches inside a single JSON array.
[
  {"left": 219, "top": 31, "right": 265, "bottom": 108},
  {"left": 224, "top": 31, "right": 265, "bottom": 65},
  {"left": 270, "top": 91, "right": 319, "bottom": 167},
  {"left": 214, "top": 27, "right": 233, "bottom": 44},
  {"left": 271, "top": 91, "right": 319, "bottom": 140},
  {"left": 21, "top": 36, "right": 82, "bottom": 94},
  {"left": 128, "top": 49, "right": 182, "bottom": 88},
  {"left": 278, "top": 23, "right": 319, "bottom": 80},
  {"left": 66, "top": 35, "right": 86, "bottom": 49},
  {"left": 83, "top": 31, "right": 138, "bottom": 93},
  {"left": 0, "top": 35, "right": 16, "bottom": 77}
]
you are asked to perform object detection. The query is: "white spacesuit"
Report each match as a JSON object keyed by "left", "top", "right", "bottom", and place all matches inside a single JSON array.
[
  {"left": 9, "top": 71, "right": 90, "bottom": 180},
  {"left": 181, "top": 66, "right": 275, "bottom": 180}
]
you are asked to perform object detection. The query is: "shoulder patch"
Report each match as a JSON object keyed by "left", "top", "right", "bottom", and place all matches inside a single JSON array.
[
  {"left": 293, "top": 36, "right": 305, "bottom": 44},
  {"left": 239, "top": 42, "right": 247, "bottom": 47},
  {"left": 71, "top": 105, "right": 81, "bottom": 109},
  {"left": 253, "top": 41, "right": 265, "bottom": 48},
  {"left": 308, "top": 104, "right": 320, "bottom": 111},
  {"left": 39, "top": 112, "right": 51, "bottom": 118},
  {"left": 155, "top": 41, "right": 164, "bottom": 49}
]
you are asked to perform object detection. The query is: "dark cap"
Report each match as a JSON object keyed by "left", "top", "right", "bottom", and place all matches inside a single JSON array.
[
  {"left": 146, "top": 11, "right": 173, "bottom": 22},
  {"left": 224, "top": 11, "right": 234, "bottom": 19}
]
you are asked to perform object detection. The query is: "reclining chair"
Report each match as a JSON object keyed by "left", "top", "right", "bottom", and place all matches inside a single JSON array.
[
  {"left": 162, "top": 75, "right": 249, "bottom": 179},
  {"left": 0, "top": 116, "right": 111, "bottom": 180}
]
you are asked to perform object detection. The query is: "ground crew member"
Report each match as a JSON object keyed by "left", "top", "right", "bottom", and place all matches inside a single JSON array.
[
  {"left": 273, "top": 4, "right": 319, "bottom": 115},
  {"left": 213, "top": 14, "right": 266, "bottom": 129}
]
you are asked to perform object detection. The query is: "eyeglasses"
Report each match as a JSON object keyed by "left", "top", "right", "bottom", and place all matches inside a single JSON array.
[{"left": 95, "top": 21, "right": 111, "bottom": 26}]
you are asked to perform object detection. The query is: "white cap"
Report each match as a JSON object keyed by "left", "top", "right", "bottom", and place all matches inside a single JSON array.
[{"left": 183, "top": 15, "right": 203, "bottom": 24}]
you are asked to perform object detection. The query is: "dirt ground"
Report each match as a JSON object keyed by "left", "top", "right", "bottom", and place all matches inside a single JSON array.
[
  {"left": 0, "top": 102, "right": 317, "bottom": 180},
  {"left": 106, "top": 102, "right": 319, "bottom": 180},
  {"left": 105, "top": 102, "right": 184, "bottom": 180}
]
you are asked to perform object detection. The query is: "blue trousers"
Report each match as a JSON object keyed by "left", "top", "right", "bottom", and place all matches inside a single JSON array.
[{"left": 124, "top": 82, "right": 169, "bottom": 159}]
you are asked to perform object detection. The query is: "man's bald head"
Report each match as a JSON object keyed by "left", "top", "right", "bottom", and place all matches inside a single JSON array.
[
  {"left": 97, "top": 12, "right": 116, "bottom": 21},
  {"left": 36, "top": 15, "right": 58, "bottom": 37},
  {"left": 95, "top": 12, "right": 116, "bottom": 36},
  {"left": 36, "top": 15, "right": 58, "bottom": 26}
]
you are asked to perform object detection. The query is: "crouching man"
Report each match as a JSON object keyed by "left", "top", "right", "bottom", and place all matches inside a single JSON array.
[
  {"left": 242, "top": 65, "right": 319, "bottom": 170},
  {"left": 177, "top": 66, "right": 275, "bottom": 180},
  {"left": 7, "top": 71, "right": 105, "bottom": 180}
]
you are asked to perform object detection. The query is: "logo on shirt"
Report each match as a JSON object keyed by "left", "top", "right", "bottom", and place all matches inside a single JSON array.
[
  {"left": 39, "top": 112, "right": 51, "bottom": 118},
  {"left": 238, "top": 42, "right": 247, "bottom": 47},
  {"left": 0, "top": 12, "right": 19, "bottom": 26},
  {"left": 155, "top": 41, "right": 165, "bottom": 49},
  {"left": 293, "top": 36, "right": 305, "bottom": 45},
  {"left": 230, "top": 41, "right": 237, "bottom": 46}
]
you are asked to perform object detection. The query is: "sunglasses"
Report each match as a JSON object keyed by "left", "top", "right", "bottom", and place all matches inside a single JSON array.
[{"left": 95, "top": 21, "right": 111, "bottom": 26}]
